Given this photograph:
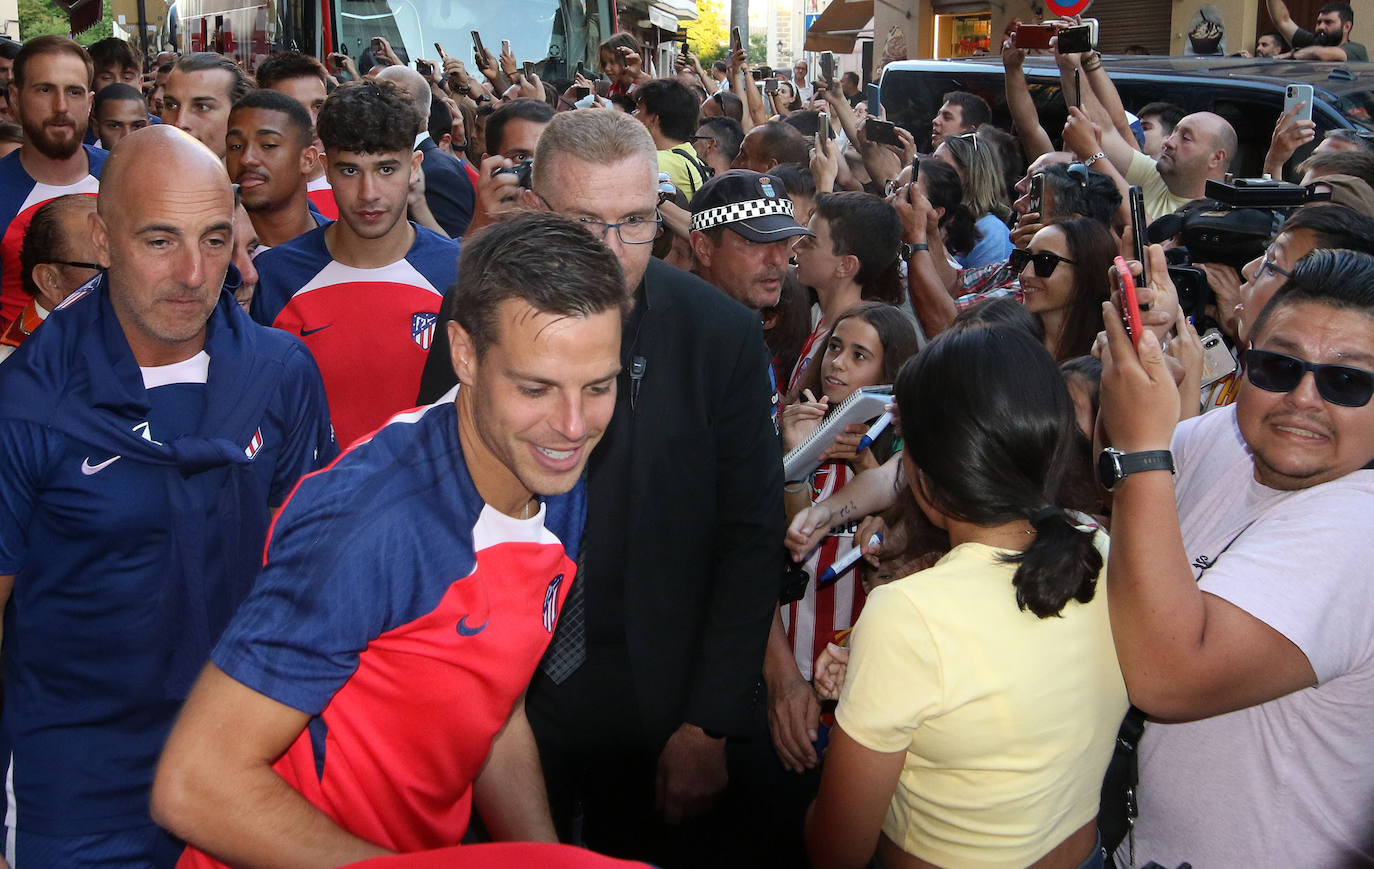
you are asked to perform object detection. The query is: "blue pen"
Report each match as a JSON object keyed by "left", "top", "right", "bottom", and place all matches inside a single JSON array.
[
  {"left": 856, "top": 411, "right": 893, "bottom": 451},
  {"left": 817, "top": 531, "right": 882, "bottom": 587}
]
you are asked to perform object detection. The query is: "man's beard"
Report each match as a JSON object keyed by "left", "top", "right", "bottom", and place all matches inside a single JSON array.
[
  {"left": 1314, "top": 28, "right": 1343, "bottom": 47},
  {"left": 24, "top": 117, "right": 84, "bottom": 160}
]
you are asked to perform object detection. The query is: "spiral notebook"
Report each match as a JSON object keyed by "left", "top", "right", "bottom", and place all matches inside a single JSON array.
[{"left": 783, "top": 385, "right": 893, "bottom": 483}]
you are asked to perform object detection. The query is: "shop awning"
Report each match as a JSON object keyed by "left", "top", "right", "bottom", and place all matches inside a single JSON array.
[
  {"left": 804, "top": 0, "right": 873, "bottom": 53},
  {"left": 55, "top": 0, "right": 103, "bottom": 35}
]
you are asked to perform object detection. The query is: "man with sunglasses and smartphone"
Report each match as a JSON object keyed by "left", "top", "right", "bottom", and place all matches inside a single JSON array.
[{"left": 1098, "top": 247, "right": 1374, "bottom": 867}]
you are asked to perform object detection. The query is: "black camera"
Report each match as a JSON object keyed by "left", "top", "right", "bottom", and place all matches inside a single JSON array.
[{"left": 493, "top": 158, "right": 534, "bottom": 189}]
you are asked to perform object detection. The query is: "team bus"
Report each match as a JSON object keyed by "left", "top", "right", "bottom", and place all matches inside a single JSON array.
[{"left": 168, "top": 0, "right": 610, "bottom": 80}]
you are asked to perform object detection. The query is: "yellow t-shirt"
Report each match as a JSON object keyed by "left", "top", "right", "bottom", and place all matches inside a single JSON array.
[
  {"left": 658, "top": 147, "right": 708, "bottom": 202},
  {"left": 835, "top": 537, "right": 1127, "bottom": 869},
  {"left": 1126, "top": 150, "right": 1193, "bottom": 224}
]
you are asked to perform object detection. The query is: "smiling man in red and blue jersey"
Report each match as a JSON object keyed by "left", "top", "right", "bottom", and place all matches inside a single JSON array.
[
  {"left": 251, "top": 78, "right": 459, "bottom": 447},
  {"left": 153, "top": 211, "right": 629, "bottom": 867},
  {"left": 0, "top": 36, "right": 105, "bottom": 332}
]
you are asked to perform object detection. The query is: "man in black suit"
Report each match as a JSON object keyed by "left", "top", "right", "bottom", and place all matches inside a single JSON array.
[
  {"left": 416, "top": 109, "right": 784, "bottom": 867},
  {"left": 377, "top": 65, "right": 475, "bottom": 238}
]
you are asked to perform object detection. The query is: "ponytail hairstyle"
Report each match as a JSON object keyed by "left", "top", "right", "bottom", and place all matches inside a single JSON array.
[
  {"left": 918, "top": 157, "right": 980, "bottom": 258},
  {"left": 895, "top": 326, "right": 1101, "bottom": 618}
]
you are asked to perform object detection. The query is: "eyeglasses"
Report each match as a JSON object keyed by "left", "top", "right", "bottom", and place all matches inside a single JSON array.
[
  {"left": 1009, "top": 247, "right": 1076, "bottom": 278},
  {"left": 576, "top": 213, "right": 662, "bottom": 245},
  {"left": 1244, "top": 348, "right": 1374, "bottom": 407},
  {"left": 1255, "top": 248, "right": 1293, "bottom": 282},
  {"left": 44, "top": 260, "right": 103, "bottom": 270}
]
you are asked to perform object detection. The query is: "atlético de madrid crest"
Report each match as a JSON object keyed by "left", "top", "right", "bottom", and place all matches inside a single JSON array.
[{"left": 412, "top": 312, "right": 438, "bottom": 350}]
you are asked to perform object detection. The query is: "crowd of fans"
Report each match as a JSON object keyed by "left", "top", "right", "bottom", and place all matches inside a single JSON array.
[{"left": 0, "top": 1, "right": 1373, "bottom": 866}]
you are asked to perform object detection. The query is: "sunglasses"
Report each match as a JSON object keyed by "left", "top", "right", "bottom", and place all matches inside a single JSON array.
[
  {"left": 1010, "top": 247, "right": 1076, "bottom": 278},
  {"left": 1244, "top": 348, "right": 1374, "bottom": 408}
]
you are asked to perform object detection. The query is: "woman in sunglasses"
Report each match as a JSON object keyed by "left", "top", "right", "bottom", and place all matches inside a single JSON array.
[{"left": 1016, "top": 217, "right": 1117, "bottom": 362}]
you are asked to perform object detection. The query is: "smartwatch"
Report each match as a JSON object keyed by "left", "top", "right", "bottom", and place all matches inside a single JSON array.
[{"left": 1097, "top": 448, "right": 1174, "bottom": 492}]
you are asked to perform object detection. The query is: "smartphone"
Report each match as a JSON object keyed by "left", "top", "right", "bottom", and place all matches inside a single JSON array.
[
  {"left": 820, "top": 51, "right": 835, "bottom": 83},
  {"left": 731, "top": 27, "right": 743, "bottom": 53},
  {"left": 911, "top": 155, "right": 920, "bottom": 184},
  {"left": 416, "top": 59, "right": 433, "bottom": 76},
  {"left": 1028, "top": 171, "right": 1045, "bottom": 215},
  {"left": 865, "top": 82, "right": 880, "bottom": 113},
  {"left": 501, "top": 39, "right": 511, "bottom": 56},
  {"left": 574, "top": 85, "right": 590, "bottom": 99},
  {"left": 371, "top": 37, "right": 384, "bottom": 52},
  {"left": 434, "top": 42, "right": 445, "bottom": 57},
  {"left": 1285, "top": 83, "right": 1314, "bottom": 123},
  {"left": 523, "top": 61, "right": 534, "bottom": 79},
  {"left": 1013, "top": 23, "right": 1055, "bottom": 50},
  {"left": 1199, "top": 328, "right": 1238, "bottom": 386},
  {"left": 575, "top": 61, "right": 585, "bottom": 78},
  {"left": 1071, "top": 68, "right": 1081, "bottom": 110},
  {"left": 765, "top": 78, "right": 779, "bottom": 93},
  {"left": 1128, "top": 185, "right": 1149, "bottom": 285},
  {"left": 818, "top": 111, "right": 831, "bottom": 141},
  {"left": 1056, "top": 22, "right": 1096, "bottom": 54},
  {"left": 865, "top": 118, "right": 899, "bottom": 146},
  {"left": 1114, "top": 255, "right": 1144, "bottom": 349},
  {"left": 751, "top": 68, "right": 768, "bottom": 81},
  {"left": 471, "top": 31, "right": 486, "bottom": 57}
]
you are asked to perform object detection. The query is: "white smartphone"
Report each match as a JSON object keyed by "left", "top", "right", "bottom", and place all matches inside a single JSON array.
[
  {"left": 1285, "top": 84, "right": 1314, "bottom": 124},
  {"left": 1199, "top": 329, "right": 1238, "bottom": 387}
]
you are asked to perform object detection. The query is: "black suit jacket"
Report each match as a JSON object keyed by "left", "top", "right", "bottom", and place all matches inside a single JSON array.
[
  {"left": 418, "top": 258, "right": 785, "bottom": 741},
  {"left": 417, "top": 136, "right": 474, "bottom": 239}
]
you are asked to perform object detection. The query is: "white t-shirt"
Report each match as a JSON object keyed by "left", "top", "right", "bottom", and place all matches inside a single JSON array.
[{"left": 1122, "top": 405, "right": 1374, "bottom": 868}]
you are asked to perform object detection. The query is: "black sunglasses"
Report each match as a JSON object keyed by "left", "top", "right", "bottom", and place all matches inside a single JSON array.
[
  {"left": 1244, "top": 348, "right": 1374, "bottom": 408},
  {"left": 1010, "top": 247, "right": 1076, "bottom": 278},
  {"left": 45, "top": 260, "right": 103, "bottom": 270}
]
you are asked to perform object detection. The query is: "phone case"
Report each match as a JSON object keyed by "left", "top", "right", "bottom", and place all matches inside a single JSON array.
[
  {"left": 1284, "top": 84, "right": 1314, "bottom": 124},
  {"left": 1199, "top": 329, "right": 1238, "bottom": 387},
  {"left": 1114, "top": 256, "right": 1143, "bottom": 349},
  {"left": 1014, "top": 24, "right": 1055, "bottom": 50}
]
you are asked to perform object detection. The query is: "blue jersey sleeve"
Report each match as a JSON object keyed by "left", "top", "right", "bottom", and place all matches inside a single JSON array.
[
  {"left": 0, "top": 421, "right": 59, "bottom": 574},
  {"left": 268, "top": 341, "right": 338, "bottom": 506}
]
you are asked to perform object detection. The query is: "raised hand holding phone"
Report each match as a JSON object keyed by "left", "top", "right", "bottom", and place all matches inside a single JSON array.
[{"left": 1114, "top": 255, "right": 1144, "bottom": 350}]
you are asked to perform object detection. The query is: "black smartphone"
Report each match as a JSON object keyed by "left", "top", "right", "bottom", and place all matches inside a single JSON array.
[
  {"left": 865, "top": 82, "right": 880, "bottom": 112},
  {"left": 416, "top": 59, "right": 433, "bottom": 76},
  {"left": 1128, "top": 185, "right": 1149, "bottom": 284},
  {"left": 575, "top": 61, "right": 585, "bottom": 78},
  {"left": 1029, "top": 171, "right": 1044, "bottom": 215},
  {"left": 820, "top": 52, "right": 835, "bottom": 84},
  {"left": 765, "top": 78, "right": 779, "bottom": 93},
  {"left": 865, "top": 118, "right": 899, "bottom": 146},
  {"left": 371, "top": 37, "right": 384, "bottom": 52},
  {"left": 574, "top": 85, "right": 590, "bottom": 99},
  {"left": 471, "top": 31, "right": 486, "bottom": 58},
  {"left": 911, "top": 155, "right": 920, "bottom": 184},
  {"left": 731, "top": 27, "right": 743, "bottom": 53},
  {"left": 1057, "top": 23, "right": 1095, "bottom": 54},
  {"left": 1071, "top": 68, "right": 1081, "bottom": 110},
  {"left": 751, "top": 68, "right": 768, "bottom": 81}
]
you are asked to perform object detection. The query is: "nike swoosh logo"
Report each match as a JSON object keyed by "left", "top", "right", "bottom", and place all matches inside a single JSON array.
[
  {"left": 80, "top": 455, "right": 121, "bottom": 475},
  {"left": 300, "top": 325, "right": 332, "bottom": 336},
  {"left": 456, "top": 616, "right": 488, "bottom": 637}
]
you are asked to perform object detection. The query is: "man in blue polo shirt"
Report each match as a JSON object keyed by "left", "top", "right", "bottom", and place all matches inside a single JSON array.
[{"left": 0, "top": 124, "right": 336, "bottom": 868}]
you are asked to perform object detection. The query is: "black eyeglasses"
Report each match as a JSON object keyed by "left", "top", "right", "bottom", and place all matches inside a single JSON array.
[
  {"left": 45, "top": 260, "right": 103, "bottom": 270},
  {"left": 1009, "top": 247, "right": 1076, "bottom": 278},
  {"left": 1255, "top": 248, "right": 1293, "bottom": 282},
  {"left": 1244, "top": 348, "right": 1374, "bottom": 408}
]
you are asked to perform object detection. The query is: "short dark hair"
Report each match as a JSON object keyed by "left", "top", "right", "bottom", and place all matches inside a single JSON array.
[
  {"left": 317, "top": 79, "right": 418, "bottom": 154},
  {"left": 1317, "top": 2, "right": 1353, "bottom": 26},
  {"left": 173, "top": 52, "right": 250, "bottom": 105},
  {"left": 231, "top": 88, "right": 314, "bottom": 147},
  {"left": 443, "top": 211, "right": 630, "bottom": 358},
  {"left": 87, "top": 37, "right": 138, "bottom": 76},
  {"left": 20, "top": 194, "right": 96, "bottom": 298},
  {"left": 93, "top": 82, "right": 144, "bottom": 114},
  {"left": 0, "top": 121, "right": 21, "bottom": 144},
  {"left": 485, "top": 98, "right": 554, "bottom": 157},
  {"left": 1277, "top": 203, "right": 1374, "bottom": 255},
  {"left": 1299, "top": 149, "right": 1374, "bottom": 188},
  {"left": 953, "top": 295, "right": 1046, "bottom": 343},
  {"left": 634, "top": 78, "right": 699, "bottom": 142},
  {"left": 711, "top": 91, "right": 744, "bottom": 123},
  {"left": 768, "top": 162, "right": 815, "bottom": 201},
  {"left": 1322, "top": 129, "right": 1374, "bottom": 153},
  {"left": 697, "top": 116, "right": 744, "bottom": 163},
  {"left": 1043, "top": 163, "right": 1122, "bottom": 227},
  {"left": 750, "top": 121, "right": 809, "bottom": 167},
  {"left": 941, "top": 90, "right": 990, "bottom": 129},
  {"left": 254, "top": 51, "right": 330, "bottom": 91},
  {"left": 427, "top": 96, "right": 452, "bottom": 145},
  {"left": 1251, "top": 248, "right": 1374, "bottom": 340},
  {"left": 842, "top": 71, "right": 860, "bottom": 87},
  {"left": 1136, "top": 101, "right": 1185, "bottom": 136},
  {"left": 813, "top": 191, "right": 903, "bottom": 304},
  {"left": 896, "top": 325, "right": 1102, "bottom": 618},
  {"left": 0, "top": 38, "right": 21, "bottom": 62},
  {"left": 1256, "top": 30, "right": 1291, "bottom": 52},
  {"left": 13, "top": 35, "right": 93, "bottom": 91}
]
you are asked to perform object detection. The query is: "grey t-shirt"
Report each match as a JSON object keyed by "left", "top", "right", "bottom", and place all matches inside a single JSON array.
[{"left": 1292, "top": 25, "right": 1368, "bottom": 61}]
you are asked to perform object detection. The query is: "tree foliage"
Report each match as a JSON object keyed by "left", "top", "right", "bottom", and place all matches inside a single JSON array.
[
  {"left": 684, "top": 0, "right": 728, "bottom": 66},
  {"left": 749, "top": 32, "right": 766, "bottom": 64},
  {"left": 18, "top": 0, "right": 115, "bottom": 45}
]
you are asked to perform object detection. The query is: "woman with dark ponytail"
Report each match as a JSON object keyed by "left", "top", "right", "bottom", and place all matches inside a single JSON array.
[{"left": 805, "top": 326, "right": 1127, "bottom": 869}]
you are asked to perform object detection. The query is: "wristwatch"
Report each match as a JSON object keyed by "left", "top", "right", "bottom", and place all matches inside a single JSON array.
[
  {"left": 1097, "top": 448, "right": 1174, "bottom": 492},
  {"left": 900, "top": 242, "right": 930, "bottom": 259}
]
